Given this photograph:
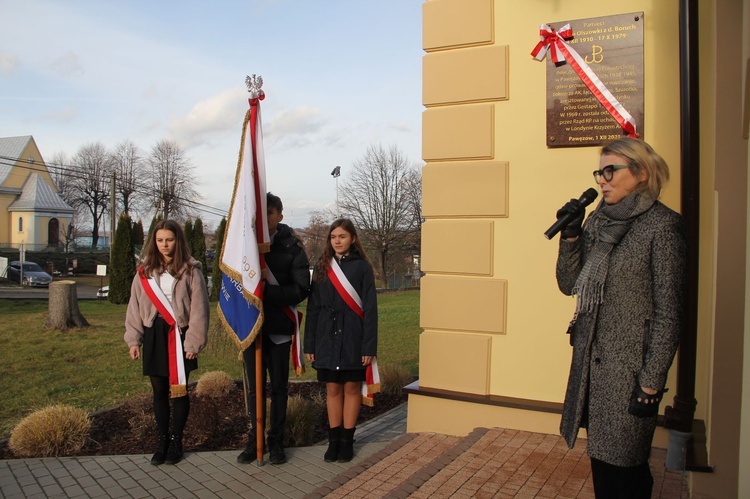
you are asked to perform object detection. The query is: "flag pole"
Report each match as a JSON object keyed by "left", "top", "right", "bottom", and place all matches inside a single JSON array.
[{"left": 255, "top": 337, "right": 264, "bottom": 464}]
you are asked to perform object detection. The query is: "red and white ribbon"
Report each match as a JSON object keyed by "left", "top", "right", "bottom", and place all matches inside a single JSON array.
[
  {"left": 265, "top": 267, "right": 305, "bottom": 376},
  {"left": 362, "top": 358, "right": 381, "bottom": 407},
  {"left": 140, "top": 272, "right": 187, "bottom": 398},
  {"left": 327, "top": 258, "right": 364, "bottom": 319},
  {"left": 531, "top": 23, "right": 638, "bottom": 138}
]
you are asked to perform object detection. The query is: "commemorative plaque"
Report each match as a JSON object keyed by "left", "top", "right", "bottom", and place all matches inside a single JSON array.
[{"left": 545, "top": 12, "right": 644, "bottom": 147}]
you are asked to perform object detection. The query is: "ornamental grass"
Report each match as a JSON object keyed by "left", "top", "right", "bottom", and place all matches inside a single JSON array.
[
  {"left": 379, "top": 362, "right": 413, "bottom": 396},
  {"left": 9, "top": 404, "right": 91, "bottom": 457},
  {"left": 196, "top": 371, "right": 234, "bottom": 398}
]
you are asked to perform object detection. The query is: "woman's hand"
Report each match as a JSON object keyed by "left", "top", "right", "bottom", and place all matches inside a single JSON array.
[
  {"left": 306, "top": 353, "right": 315, "bottom": 362},
  {"left": 185, "top": 352, "right": 197, "bottom": 360},
  {"left": 362, "top": 356, "right": 373, "bottom": 366},
  {"left": 129, "top": 346, "right": 140, "bottom": 360}
]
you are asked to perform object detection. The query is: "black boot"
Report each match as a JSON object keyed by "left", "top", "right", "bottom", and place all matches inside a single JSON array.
[
  {"left": 268, "top": 434, "right": 287, "bottom": 465},
  {"left": 164, "top": 433, "right": 183, "bottom": 465},
  {"left": 237, "top": 429, "right": 259, "bottom": 464},
  {"left": 337, "top": 427, "right": 355, "bottom": 463},
  {"left": 324, "top": 426, "right": 342, "bottom": 462},
  {"left": 150, "top": 433, "right": 169, "bottom": 465}
]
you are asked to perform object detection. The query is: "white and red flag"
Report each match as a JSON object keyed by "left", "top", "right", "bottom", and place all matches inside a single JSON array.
[{"left": 218, "top": 75, "right": 270, "bottom": 353}]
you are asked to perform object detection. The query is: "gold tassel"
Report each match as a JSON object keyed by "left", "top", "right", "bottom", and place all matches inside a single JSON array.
[
  {"left": 294, "top": 365, "right": 306, "bottom": 377},
  {"left": 361, "top": 395, "right": 375, "bottom": 407},
  {"left": 170, "top": 384, "right": 187, "bottom": 398},
  {"left": 367, "top": 382, "right": 381, "bottom": 395}
]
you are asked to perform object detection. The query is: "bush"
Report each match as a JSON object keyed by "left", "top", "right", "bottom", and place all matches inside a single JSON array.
[
  {"left": 284, "top": 394, "right": 321, "bottom": 448},
  {"left": 196, "top": 371, "right": 234, "bottom": 398},
  {"left": 9, "top": 404, "right": 91, "bottom": 457},
  {"left": 378, "top": 363, "right": 413, "bottom": 396}
]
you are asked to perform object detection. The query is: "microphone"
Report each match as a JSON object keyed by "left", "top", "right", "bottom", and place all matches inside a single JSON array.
[{"left": 544, "top": 188, "right": 599, "bottom": 240}]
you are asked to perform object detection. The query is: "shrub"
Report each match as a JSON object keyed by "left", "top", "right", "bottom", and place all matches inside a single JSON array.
[
  {"left": 196, "top": 371, "right": 234, "bottom": 398},
  {"left": 9, "top": 404, "right": 91, "bottom": 457},
  {"left": 284, "top": 394, "right": 318, "bottom": 448},
  {"left": 378, "top": 363, "right": 413, "bottom": 396}
]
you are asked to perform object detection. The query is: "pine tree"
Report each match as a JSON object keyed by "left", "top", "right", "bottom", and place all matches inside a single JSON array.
[
  {"left": 193, "top": 217, "right": 208, "bottom": 280},
  {"left": 210, "top": 217, "right": 227, "bottom": 301},
  {"left": 109, "top": 212, "right": 136, "bottom": 304},
  {"left": 132, "top": 219, "right": 144, "bottom": 249},
  {"left": 184, "top": 219, "right": 195, "bottom": 256}
]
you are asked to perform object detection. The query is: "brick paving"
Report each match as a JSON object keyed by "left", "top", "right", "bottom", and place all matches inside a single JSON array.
[{"left": 0, "top": 403, "right": 690, "bottom": 498}]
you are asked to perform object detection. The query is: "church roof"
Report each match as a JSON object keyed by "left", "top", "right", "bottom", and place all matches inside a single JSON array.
[
  {"left": 8, "top": 172, "right": 75, "bottom": 213},
  {"left": 0, "top": 135, "right": 33, "bottom": 185}
]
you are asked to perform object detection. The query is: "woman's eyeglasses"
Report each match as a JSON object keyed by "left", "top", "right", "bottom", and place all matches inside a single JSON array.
[{"left": 593, "top": 164, "right": 630, "bottom": 184}]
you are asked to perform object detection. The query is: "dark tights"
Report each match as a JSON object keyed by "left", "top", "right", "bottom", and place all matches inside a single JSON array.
[
  {"left": 590, "top": 457, "right": 653, "bottom": 498},
  {"left": 150, "top": 375, "right": 190, "bottom": 436}
]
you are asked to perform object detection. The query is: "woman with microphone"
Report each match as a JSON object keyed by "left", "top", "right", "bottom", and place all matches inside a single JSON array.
[{"left": 555, "top": 138, "right": 687, "bottom": 498}]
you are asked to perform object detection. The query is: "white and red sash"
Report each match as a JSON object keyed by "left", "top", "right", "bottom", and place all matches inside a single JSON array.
[
  {"left": 140, "top": 273, "right": 187, "bottom": 398},
  {"left": 327, "top": 257, "right": 380, "bottom": 406},
  {"left": 265, "top": 267, "right": 305, "bottom": 376}
]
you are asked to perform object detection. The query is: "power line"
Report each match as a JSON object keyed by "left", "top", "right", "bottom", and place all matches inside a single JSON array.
[{"left": 0, "top": 156, "right": 229, "bottom": 220}]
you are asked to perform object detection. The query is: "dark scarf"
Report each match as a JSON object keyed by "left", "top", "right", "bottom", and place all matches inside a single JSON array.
[{"left": 572, "top": 190, "right": 656, "bottom": 315}]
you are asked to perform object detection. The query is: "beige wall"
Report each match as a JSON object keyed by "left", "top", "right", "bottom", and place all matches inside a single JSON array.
[
  {"left": 414, "top": 0, "right": 684, "bottom": 430},
  {"left": 415, "top": 1, "right": 749, "bottom": 495}
]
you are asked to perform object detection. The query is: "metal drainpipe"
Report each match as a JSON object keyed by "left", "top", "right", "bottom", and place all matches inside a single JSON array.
[{"left": 664, "top": 0, "right": 699, "bottom": 469}]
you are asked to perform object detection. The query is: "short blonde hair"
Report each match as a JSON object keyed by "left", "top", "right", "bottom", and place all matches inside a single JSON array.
[{"left": 601, "top": 138, "right": 669, "bottom": 199}]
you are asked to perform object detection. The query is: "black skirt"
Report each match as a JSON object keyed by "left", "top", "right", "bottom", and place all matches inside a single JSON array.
[
  {"left": 316, "top": 368, "right": 366, "bottom": 383},
  {"left": 141, "top": 315, "right": 197, "bottom": 377}
]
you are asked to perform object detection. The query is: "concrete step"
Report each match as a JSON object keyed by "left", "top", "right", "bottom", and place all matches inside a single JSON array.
[{"left": 307, "top": 427, "right": 689, "bottom": 498}]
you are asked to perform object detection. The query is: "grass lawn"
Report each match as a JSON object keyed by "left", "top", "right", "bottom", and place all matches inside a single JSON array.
[{"left": 0, "top": 290, "right": 420, "bottom": 439}]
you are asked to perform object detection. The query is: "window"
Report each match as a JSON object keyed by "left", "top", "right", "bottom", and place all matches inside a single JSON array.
[{"left": 18, "top": 217, "right": 23, "bottom": 232}]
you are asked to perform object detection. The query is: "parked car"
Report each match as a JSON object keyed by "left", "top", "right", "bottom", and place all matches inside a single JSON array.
[
  {"left": 97, "top": 286, "right": 109, "bottom": 298},
  {"left": 7, "top": 261, "right": 53, "bottom": 287}
]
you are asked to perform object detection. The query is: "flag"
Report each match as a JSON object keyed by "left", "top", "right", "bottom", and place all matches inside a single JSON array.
[{"left": 218, "top": 81, "right": 270, "bottom": 353}]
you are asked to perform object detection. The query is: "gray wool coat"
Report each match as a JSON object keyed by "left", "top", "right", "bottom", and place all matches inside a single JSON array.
[{"left": 556, "top": 200, "right": 686, "bottom": 467}]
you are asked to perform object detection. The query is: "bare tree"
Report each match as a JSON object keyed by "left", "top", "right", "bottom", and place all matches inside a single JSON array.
[
  {"left": 338, "top": 144, "right": 420, "bottom": 287},
  {"left": 110, "top": 140, "right": 145, "bottom": 216},
  {"left": 299, "top": 211, "right": 331, "bottom": 267},
  {"left": 148, "top": 140, "right": 200, "bottom": 220},
  {"left": 48, "top": 151, "right": 77, "bottom": 207},
  {"left": 70, "top": 142, "right": 111, "bottom": 249}
]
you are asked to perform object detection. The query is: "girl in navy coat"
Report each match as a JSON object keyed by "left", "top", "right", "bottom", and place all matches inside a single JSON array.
[{"left": 304, "top": 219, "right": 377, "bottom": 463}]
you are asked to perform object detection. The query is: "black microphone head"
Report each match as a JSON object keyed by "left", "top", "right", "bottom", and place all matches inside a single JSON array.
[{"left": 579, "top": 188, "right": 599, "bottom": 207}]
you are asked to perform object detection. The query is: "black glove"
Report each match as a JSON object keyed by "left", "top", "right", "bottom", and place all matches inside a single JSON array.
[
  {"left": 556, "top": 199, "right": 584, "bottom": 239},
  {"left": 628, "top": 386, "right": 667, "bottom": 418}
]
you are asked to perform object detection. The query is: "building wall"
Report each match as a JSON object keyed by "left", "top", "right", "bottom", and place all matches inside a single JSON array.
[
  {"left": 414, "top": 0, "right": 749, "bottom": 495},
  {"left": 414, "top": 0, "right": 681, "bottom": 426}
]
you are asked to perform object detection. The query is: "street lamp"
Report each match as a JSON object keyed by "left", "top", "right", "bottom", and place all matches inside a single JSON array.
[{"left": 331, "top": 166, "right": 341, "bottom": 218}]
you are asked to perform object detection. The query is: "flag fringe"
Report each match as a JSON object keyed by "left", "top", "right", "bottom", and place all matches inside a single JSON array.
[{"left": 170, "top": 384, "right": 187, "bottom": 399}]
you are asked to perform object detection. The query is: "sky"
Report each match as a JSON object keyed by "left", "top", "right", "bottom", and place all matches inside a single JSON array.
[{"left": 0, "top": 0, "right": 424, "bottom": 231}]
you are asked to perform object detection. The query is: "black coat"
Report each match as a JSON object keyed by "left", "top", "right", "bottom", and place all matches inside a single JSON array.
[
  {"left": 262, "top": 223, "right": 310, "bottom": 336},
  {"left": 304, "top": 252, "right": 377, "bottom": 371}
]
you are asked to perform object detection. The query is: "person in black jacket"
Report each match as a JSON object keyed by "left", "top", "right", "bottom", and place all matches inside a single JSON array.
[
  {"left": 304, "top": 218, "right": 378, "bottom": 463},
  {"left": 237, "top": 193, "right": 310, "bottom": 465}
]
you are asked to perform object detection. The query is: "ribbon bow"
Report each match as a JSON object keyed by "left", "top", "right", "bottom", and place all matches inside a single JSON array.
[
  {"left": 531, "top": 24, "right": 573, "bottom": 64},
  {"left": 530, "top": 23, "right": 638, "bottom": 138}
]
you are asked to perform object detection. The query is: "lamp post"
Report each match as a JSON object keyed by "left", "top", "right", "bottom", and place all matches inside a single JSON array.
[{"left": 331, "top": 166, "right": 341, "bottom": 218}]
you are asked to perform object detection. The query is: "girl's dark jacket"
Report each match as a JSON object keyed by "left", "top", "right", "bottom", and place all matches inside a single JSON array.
[
  {"left": 262, "top": 223, "right": 310, "bottom": 336},
  {"left": 556, "top": 201, "right": 686, "bottom": 467},
  {"left": 304, "top": 252, "right": 377, "bottom": 371}
]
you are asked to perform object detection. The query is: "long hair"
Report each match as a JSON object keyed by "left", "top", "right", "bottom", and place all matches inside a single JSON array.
[
  {"left": 313, "top": 218, "right": 370, "bottom": 282},
  {"left": 601, "top": 137, "right": 669, "bottom": 200},
  {"left": 139, "top": 219, "right": 192, "bottom": 278}
]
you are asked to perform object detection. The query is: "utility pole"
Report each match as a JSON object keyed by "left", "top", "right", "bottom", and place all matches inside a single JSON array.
[{"left": 110, "top": 171, "right": 116, "bottom": 262}]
